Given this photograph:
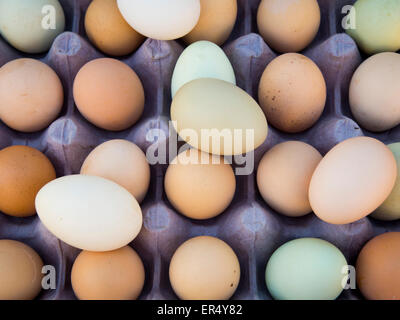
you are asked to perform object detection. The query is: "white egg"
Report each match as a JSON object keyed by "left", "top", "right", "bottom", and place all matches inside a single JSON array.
[
  {"left": 171, "top": 40, "right": 236, "bottom": 97},
  {"left": 117, "top": 0, "right": 201, "bottom": 40},
  {"left": 35, "top": 175, "right": 143, "bottom": 251}
]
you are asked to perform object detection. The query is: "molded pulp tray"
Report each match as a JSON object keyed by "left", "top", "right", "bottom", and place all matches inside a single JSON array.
[{"left": 0, "top": 0, "right": 399, "bottom": 300}]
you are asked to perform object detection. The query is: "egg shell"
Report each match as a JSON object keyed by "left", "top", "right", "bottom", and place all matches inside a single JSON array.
[
  {"left": 347, "top": 0, "right": 400, "bottom": 55},
  {"left": 85, "top": 0, "right": 145, "bottom": 56},
  {"left": 35, "top": 175, "right": 143, "bottom": 251},
  {"left": 257, "top": 141, "right": 322, "bottom": 217},
  {"left": 0, "top": 240, "right": 43, "bottom": 300},
  {"left": 165, "top": 149, "right": 236, "bottom": 220},
  {"left": 171, "top": 41, "right": 236, "bottom": 98},
  {"left": 169, "top": 236, "right": 240, "bottom": 300},
  {"left": 356, "top": 232, "right": 400, "bottom": 300},
  {"left": 257, "top": 0, "right": 320, "bottom": 53},
  {"left": 0, "top": 58, "right": 64, "bottom": 132},
  {"left": 0, "top": 145, "right": 56, "bottom": 217},
  {"left": 372, "top": 143, "right": 400, "bottom": 221},
  {"left": 171, "top": 78, "right": 268, "bottom": 156},
  {"left": 80, "top": 139, "right": 150, "bottom": 203},
  {"left": 349, "top": 52, "right": 400, "bottom": 132},
  {"left": 0, "top": 0, "right": 65, "bottom": 53},
  {"left": 182, "top": 0, "right": 237, "bottom": 45},
  {"left": 71, "top": 246, "right": 145, "bottom": 300},
  {"left": 258, "top": 53, "right": 326, "bottom": 133},
  {"left": 73, "top": 58, "right": 145, "bottom": 131},
  {"left": 117, "top": 0, "right": 200, "bottom": 40},
  {"left": 265, "top": 238, "right": 347, "bottom": 300},
  {"left": 309, "top": 137, "right": 397, "bottom": 225}
]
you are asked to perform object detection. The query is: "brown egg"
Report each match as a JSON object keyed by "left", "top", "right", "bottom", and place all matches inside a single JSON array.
[
  {"left": 257, "top": 0, "right": 320, "bottom": 53},
  {"left": 258, "top": 53, "right": 326, "bottom": 133},
  {"left": 0, "top": 58, "right": 63, "bottom": 132},
  {"left": 169, "top": 236, "right": 240, "bottom": 300},
  {"left": 164, "top": 149, "right": 236, "bottom": 220},
  {"left": 309, "top": 137, "right": 397, "bottom": 225},
  {"left": 0, "top": 145, "right": 56, "bottom": 217},
  {"left": 356, "top": 232, "right": 400, "bottom": 300},
  {"left": 81, "top": 139, "right": 150, "bottom": 203},
  {"left": 182, "top": 0, "right": 237, "bottom": 45},
  {"left": 257, "top": 141, "right": 322, "bottom": 217},
  {"left": 73, "top": 58, "right": 145, "bottom": 131},
  {"left": 85, "top": 0, "right": 145, "bottom": 56},
  {"left": 71, "top": 246, "right": 145, "bottom": 300},
  {"left": 0, "top": 240, "right": 43, "bottom": 300},
  {"left": 349, "top": 52, "right": 400, "bottom": 132}
]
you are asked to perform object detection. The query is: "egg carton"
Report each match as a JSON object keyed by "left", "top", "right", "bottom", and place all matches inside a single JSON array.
[{"left": 0, "top": 0, "right": 399, "bottom": 300}]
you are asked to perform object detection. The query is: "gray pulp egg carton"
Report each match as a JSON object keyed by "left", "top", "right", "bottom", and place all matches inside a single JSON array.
[{"left": 0, "top": 0, "right": 399, "bottom": 300}]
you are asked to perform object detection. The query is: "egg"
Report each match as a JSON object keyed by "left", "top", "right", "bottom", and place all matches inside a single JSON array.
[
  {"left": 81, "top": 139, "right": 150, "bottom": 203},
  {"left": 171, "top": 78, "right": 268, "bottom": 156},
  {"left": 356, "top": 232, "right": 400, "bottom": 300},
  {"left": 0, "top": 145, "right": 56, "bottom": 217},
  {"left": 71, "top": 246, "right": 145, "bottom": 300},
  {"left": 265, "top": 238, "right": 347, "bottom": 300},
  {"left": 35, "top": 175, "right": 143, "bottom": 251},
  {"left": 171, "top": 40, "right": 236, "bottom": 98},
  {"left": 0, "top": 0, "right": 65, "bottom": 53},
  {"left": 0, "top": 240, "right": 43, "bottom": 300},
  {"left": 117, "top": 0, "right": 200, "bottom": 40},
  {"left": 85, "top": 0, "right": 145, "bottom": 56},
  {"left": 309, "top": 137, "right": 397, "bottom": 225},
  {"left": 169, "top": 236, "right": 240, "bottom": 300},
  {"left": 73, "top": 58, "right": 144, "bottom": 131},
  {"left": 372, "top": 143, "right": 400, "bottom": 221},
  {"left": 349, "top": 52, "right": 400, "bottom": 132},
  {"left": 182, "top": 0, "right": 237, "bottom": 45},
  {"left": 257, "top": 0, "right": 320, "bottom": 53},
  {"left": 258, "top": 53, "right": 326, "bottom": 133},
  {"left": 347, "top": 0, "right": 400, "bottom": 54},
  {"left": 257, "top": 141, "right": 322, "bottom": 217},
  {"left": 165, "top": 149, "right": 236, "bottom": 220},
  {"left": 0, "top": 58, "right": 64, "bottom": 132}
]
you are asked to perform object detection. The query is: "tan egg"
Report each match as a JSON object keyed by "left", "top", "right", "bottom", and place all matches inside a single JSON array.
[
  {"left": 349, "top": 52, "right": 400, "bottom": 132},
  {"left": 182, "top": 0, "right": 237, "bottom": 45},
  {"left": 257, "top": 141, "right": 322, "bottom": 217},
  {"left": 0, "top": 240, "right": 43, "bottom": 300},
  {"left": 0, "top": 145, "right": 56, "bottom": 217},
  {"left": 71, "top": 246, "right": 145, "bottom": 300},
  {"left": 0, "top": 58, "right": 63, "bottom": 132},
  {"left": 171, "top": 78, "right": 268, "bottom": 156},
  {"left": 169, "top": 236, "right": 240, "bottom": 300},
  {"left": 257, "top": 0, "right": 320, "bottom": 53},
  {"left": 165, "top": 149, "right": 235, "bottom": 220},
  {"left": 309, "top": 137, "right": 397, "bottom": 225},
  {"left": 73, "top": 58, "right": 144, "bottom": 131},
  {"left": 85, "top": 0, "right": 145, "bottom": 56},
  {"left": 258, "top": 53, "right": 326, "bottom": 133},
  {"left": 356, "top": 232, "right": 400, "bottom": 300},
  {"left": 81, "top": 139, "right": 150, "bottom": 203}
]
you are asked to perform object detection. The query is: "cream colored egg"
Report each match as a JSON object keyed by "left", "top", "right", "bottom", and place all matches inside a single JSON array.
[
  {"left": 81, "top": 139, "right": 150, "bottom": 203},
  {"left": 117, "top": 0, "right": 200, "bottom": 40},
  {"left": 171, "top": 78, "right": 268, "bottom": 156},
  {"left": 309, "top": 137, "right": 397, "bottom": 225},
  {"left": 171, "top": 41, "right": 236, "bottom": 97},
  {"left": 257, "top": 141, "right": 322, "bottom": 217},
  {"left": 35, "top": 175, "right": 143, "bottom": 251}
]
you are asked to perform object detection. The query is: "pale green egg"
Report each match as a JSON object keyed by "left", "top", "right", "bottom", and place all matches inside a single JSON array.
[
  {"left": 171, "top": 40, "right": 236, "bottom": 98},
  {"left": 346, "top": 0, "right": 400, "bottom": 54},
  {"left": 265, "top": 238, "right": 348, "bottom": 300},
  {"left": 0, "top": 0, "right": 65, "bottom": 53},
  {"left": 371, "top": 143, "right": 400, "bottom": 221}
]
